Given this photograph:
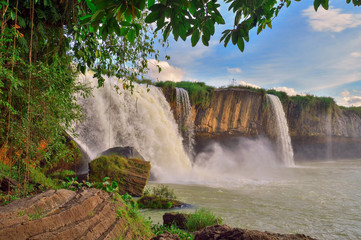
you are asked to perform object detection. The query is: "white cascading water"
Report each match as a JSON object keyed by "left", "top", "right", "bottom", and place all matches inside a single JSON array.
[
  {"left": 175, "top": 88, "right": 195, "bottom": 158},
  {"left": 267, "top": 94, "right": 295, "bottom": 167},
  {"left": 73, "top": 73, "right": 192, "bottom": 181}
]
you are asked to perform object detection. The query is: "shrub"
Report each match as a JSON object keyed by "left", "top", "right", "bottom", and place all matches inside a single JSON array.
[
  {"left": 151, "top": 184, "right": 177, "bottom": 200},
  {"left": 185, "top": 208, "right": 223, "bottom": 232}
]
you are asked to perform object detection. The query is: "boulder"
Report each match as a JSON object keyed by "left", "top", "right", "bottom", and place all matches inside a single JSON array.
[
  {"left": 100, "top": 146, "right": 144, "bottom": 160},
  {"left": 0, "top": 188, "right": 153, "bottom": 240},
  {"left": 89, "top": 155, "right": 150, "bottom": 197},
  {"left": 193, "top": 225, "right": 317, "bottom": 240},
  {"left": 163, "top": 212, "right": 189, "bottom": 230}
]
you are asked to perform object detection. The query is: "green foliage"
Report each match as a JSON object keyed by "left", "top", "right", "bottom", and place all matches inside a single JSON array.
[
  {"left": 290, "top": 94, "right": 335, "bottom": 109},
  {"left": 138, "top": 185, "right": 180, "bottom": 209},
  {"left": 149, "top": 184, "right": 177, "bottom": 200},
  {"left": 152, "top": 224, "right": 194, "bottom": 240},
  {"left": 339, "top": 106, "right": 361, "bottom": 114},
  {"left": 114, "top": 193, "right": 154, "bottom": 239},
  {"left": 228, "top": 85, "right": 267, "bottom": 95},
  {"left": 49, "top": 170, "right": 76, "bottom": 180},
  {"left": 93, "top": 177, "right": 119, "bottom": 194},
  {"left": 156, "top": 81, "right": 214, "bottom": 108},
  {"left": 185, "top": 208, "right": 223, "bottom": 232},
  {"left": 84, "top": 0, "right": 359, "bottom": 52},
  {"left": 266, "top": 89, "right": 290, "bottom": 104}
]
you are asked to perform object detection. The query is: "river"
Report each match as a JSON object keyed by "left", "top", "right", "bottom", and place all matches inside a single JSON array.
[{"left": 142, "top": 159, "right": 361, "bottom": 240}]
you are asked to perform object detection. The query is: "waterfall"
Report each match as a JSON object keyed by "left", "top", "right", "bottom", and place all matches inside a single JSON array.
[
  {"left": 175, "top": 88, "right": 195, "bottom": 158},
  {"left": 73, "top": 73, "right": 192, "bottom": 181},
  {"left": 267, "top": 94, "right": 295, "bottom": 167}
]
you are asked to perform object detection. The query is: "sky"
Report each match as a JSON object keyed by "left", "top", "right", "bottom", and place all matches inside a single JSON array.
[{"left": 146, "top": 1, "right": 361, "bottom": 107}]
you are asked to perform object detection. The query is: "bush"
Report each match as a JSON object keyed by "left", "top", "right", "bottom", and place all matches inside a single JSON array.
[
  {"left": 138, "top": 185, "right": 183, "bottom": 209},
  {"left": 150, "top": 184, "right": 177, "bottom": 200},
  {"left": 185, "top": 208, "right": 223, "bottom": 232}
]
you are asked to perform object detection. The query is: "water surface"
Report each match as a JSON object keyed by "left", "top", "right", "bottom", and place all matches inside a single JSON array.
[{"left": 142, "top": 160, "right": 361, "bottom": 240}]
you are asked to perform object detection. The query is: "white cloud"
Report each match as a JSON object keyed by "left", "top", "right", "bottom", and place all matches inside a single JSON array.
[
  {"left": 336, "top": 90, "right": 361, "bottom": 106},
  {"left": 227, "top": 67, "right": 242, "bottom": 74},
  {"left": 351, "top": 52, "right": 361, "bottom": 58},
  {"left": 302, "top": 6, "right": 361, "bottom": 32},
  {"left": 272, "top": 87, "right": 305, "bottom": 96},
  {"left": 147, "top": 59, "right": 185, "bottom": 82},
  {"left": 238, "top": 81, "right": 261, "bottom": 89}
]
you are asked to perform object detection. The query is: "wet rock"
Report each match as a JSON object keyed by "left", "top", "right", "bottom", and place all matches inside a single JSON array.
[
  {"left": 89, "top": 155, "right": 150, "bottom": 197},
  {"left": 193, "top": 225, "right": 317, "bottom": 240}
]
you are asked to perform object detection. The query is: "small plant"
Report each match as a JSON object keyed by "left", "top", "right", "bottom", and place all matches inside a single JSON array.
[
  {"left": 152, "top": 224, "right": 193, "bottom": 240},
  {"left": 62, "top": 177, "right": 83, "bottom": 191},
  {"left": 185, "top": 208, "right": 223, "bottom": 232},
  {"left": 28, "top": 208, "right": 46, "bottom": 221},
  {"left": 94, "top": 177, "right": 119, "bottom": 194}
]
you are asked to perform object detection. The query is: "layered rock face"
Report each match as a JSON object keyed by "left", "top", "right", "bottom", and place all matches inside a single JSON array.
[
  {"left": 163, "top": 87, "right": 361, "bottom": 160},
  {"left": 194, "top": 89, "right": 270, "bottom": 137},
  {"left": 0, "top": 189, "right": 152, "bottom": 240}
]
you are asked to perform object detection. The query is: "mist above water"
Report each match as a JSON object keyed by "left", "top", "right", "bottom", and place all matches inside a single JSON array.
[{"left": 190, "top": 137, "right": 281, "bottom": 187}]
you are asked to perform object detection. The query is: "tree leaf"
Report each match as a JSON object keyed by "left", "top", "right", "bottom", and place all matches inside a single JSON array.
[
  {"left": 127, "top": 29, "right": 136, "bottom": 44},
  {"left": 231, "top": 30, "right": 238, "bottom": 45},
  {"left": 145, "top": 11, "right": 159, "bottom": 23},
  {"left": 237, "top": 38, "right": 244, "bottom": 52},
  {"left": 148, "top": 0, "right": 155, "bottom": 8},
  {"left": 191, "top": 29, "right": 200, "bottom": 47}
]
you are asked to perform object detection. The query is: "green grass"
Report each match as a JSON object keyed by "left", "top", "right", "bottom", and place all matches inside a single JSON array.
[
  {"left": 339, "top": 105, "right": 361, "bottom": 114},
  {"left": 185, "top": 208, "right": 223, "bottom": 232},
  {"left": 226, "top": 85, "right": 267, "bottom": 95}
]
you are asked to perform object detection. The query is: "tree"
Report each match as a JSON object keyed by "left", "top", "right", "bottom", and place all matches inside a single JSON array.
[{"left": 83, "top": 0, "right": 361, "bottom": 52}]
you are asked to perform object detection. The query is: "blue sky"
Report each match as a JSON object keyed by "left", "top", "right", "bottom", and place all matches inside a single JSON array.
[{"left": 146, "top": 1, "right": 361, "bottom": 106}]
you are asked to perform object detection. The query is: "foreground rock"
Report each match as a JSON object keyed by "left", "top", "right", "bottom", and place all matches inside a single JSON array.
[
  {"left": 0, "top": 188, "right": 153, "bottom": 240},
  {"left": 163, "top": 212, "right": 189, "bottom": 229},
  {"left": 89, "top": 155, "right": 151, "bottom": 197},
  {"left": 193, "top": 225, "right": 317, "bottom": 240}
]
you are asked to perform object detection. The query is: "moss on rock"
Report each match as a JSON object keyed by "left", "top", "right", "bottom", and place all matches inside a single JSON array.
[{"left": 89, "top": 155, "right": 150, "bottom": 197}]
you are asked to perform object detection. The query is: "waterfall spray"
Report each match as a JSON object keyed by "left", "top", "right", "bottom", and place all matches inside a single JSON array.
[
  {"left": 267, "top": 94, "right": 295, "bottom": 167},
  {"left": 175, "top": 88, "right": 195, "bottom": 158},
  {"left": 73, "top": 73, "right": 192, "bottom": 181}
]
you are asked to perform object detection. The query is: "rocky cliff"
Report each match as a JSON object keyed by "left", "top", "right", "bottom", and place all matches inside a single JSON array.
[{"left": 161, "top": 87, "right": 361, "bottom": 160}]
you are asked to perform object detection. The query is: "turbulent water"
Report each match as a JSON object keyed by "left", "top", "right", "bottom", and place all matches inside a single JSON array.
[
  {"left": 73, "top": 73, "right": 192, "bottom": 181},
  {"left": 143, "top": 160, "right": 361, "bottom": 240},
  {"left": 267, "top": 94, "right": 295, "bottom": 166}
]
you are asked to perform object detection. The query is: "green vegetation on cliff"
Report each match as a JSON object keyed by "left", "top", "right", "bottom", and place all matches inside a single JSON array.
[{"left": 156, "top": 81, "right": 214, "bottom": 108}]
